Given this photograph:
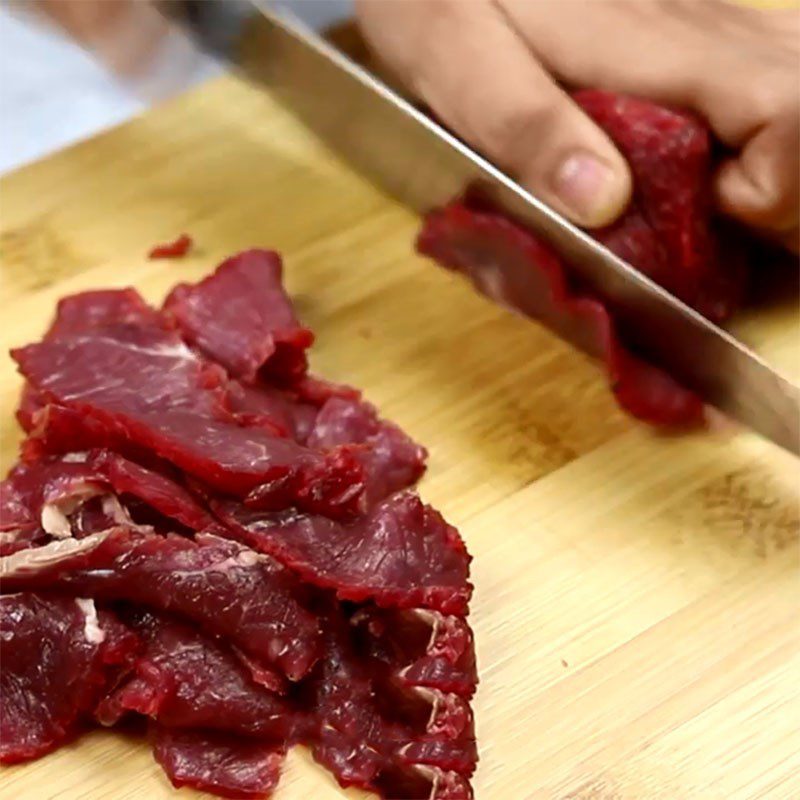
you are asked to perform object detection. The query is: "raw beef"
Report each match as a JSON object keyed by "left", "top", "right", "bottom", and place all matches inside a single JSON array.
[
  {"left": 1, "top": 250, "right": 476, "bottom": 799},
  {"left": 417, "top": 202, "right": 704, "bottom": 426},
  {"left": 351, "top": 606, "right": 478, "bottom": 699},
  {"left": 152, "top": 726, "right": 286, "bottom": 800},
  {"left": 12, "top": 320, "right": 366, "bottom": 518},
  {"left": 96, "top": 610, "right": 295, "bottom": 738},
  {"left": 224, "top": 379, "right": 316, "bottom": 440},
  {"left": 214, "top": 491, "right": 471, "bottom": 615},
  {"left": 0, "top": 593, "right": 138, "bottom": 763},
  {"left": 163, "top": 249, "right": 313, "bottom": 384},
  {"left": 0, "top": 528, "right": 321, "bottom": 682},
  {"left": 305, "top": 601, "right": 475, "bottom": 799},
  {"left": 16, "top": 288, "right": 160, "bottom": 433},
  {"left": 417, "top": 90, "right": 751, "bottom": 426},
  {"left": 1, "top": 450, "right": 214, "bottom": 544},
  {"left": 307, "top": 397, "right": 428, "bottom": 504}
]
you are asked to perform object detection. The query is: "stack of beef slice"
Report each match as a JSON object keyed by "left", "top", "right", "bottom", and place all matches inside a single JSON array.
[{"left": 0, "top": 249, "right": 477, "bottom": 800}]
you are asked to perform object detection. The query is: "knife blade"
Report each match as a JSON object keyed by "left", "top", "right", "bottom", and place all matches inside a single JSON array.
[{"left": 176, "top": 1, "right": 800, "bottom": 456}]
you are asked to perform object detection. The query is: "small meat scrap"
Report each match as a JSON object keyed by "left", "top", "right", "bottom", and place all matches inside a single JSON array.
[
  {"left": 1, "top": 249, "right": 477, "bottom": 799},
  {"left": 417, "top": 90, "right": 755, "bottom": 427},
  {"left": 0, "top": 593, "right": 138, "bottom": 764},
  {"left": 148, "top": 234, "right": 193, "bottom": 259}
]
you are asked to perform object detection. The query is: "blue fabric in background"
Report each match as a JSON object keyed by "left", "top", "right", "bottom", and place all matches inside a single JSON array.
[{"left": 0, "top": 0, "right": 353, "bottom": 174}]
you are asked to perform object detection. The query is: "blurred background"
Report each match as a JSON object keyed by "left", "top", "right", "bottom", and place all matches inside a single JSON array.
[{"left": 0, "top": 0, "right": 352, "bottom": 174}]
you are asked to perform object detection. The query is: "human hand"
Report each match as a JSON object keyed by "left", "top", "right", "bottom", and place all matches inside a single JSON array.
[{"left": 356, "top": 0, "right": 799, "bottom": 251}]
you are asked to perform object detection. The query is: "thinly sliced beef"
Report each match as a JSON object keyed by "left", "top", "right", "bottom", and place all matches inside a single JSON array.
[
  {"left": 2, "top": 248, "right": 478, "bottom": 798},
  {"left": 224, "top": 380, "right": 318, "bottom": 441},
  {"left": 152, "top": 726, "right": 286, "bottom": 800},
  {"left": 417, "top": 203, "right": 704, "bottom": 426},
  {"left": 416, "top": 91, "right": 751, "bottom": 427},
  {"left": 0, "top": 593, "right": 138, "bottom": 764},
  {"left": 163, "top": 249, "right": 313, "bottom": 384},
  {"left": 46, "top": 288, "right": 162, "bottom": 335},
  {"left": 16, "top": 288, "right": 161, "bottom": 433},
  {"left": 226, "top": 388, "right": 426, "bottom": 505},
  {"left": 352, "top": 607, "right": 478, "bottom": 700},
  {"left": 306, "top": 603, "right": 474, "bottom": 799},
  {"left": 0, "top": 528, "right": 320, "bottom": 681},
  {"left": 16, "top": 383, "right": 46, "bottom": 433},
  {"left": 12, "top": 322, "right": 365, "bottom": 518},
  {"left": 214, "top": 491, "right": 471, "bottom": 615},
  {"left": 97, "top": 610, "right": 295, "bottom": 738},
  {"left": 1, "top": 450, "right": 213, "bottom": 542},
  {"left": 307, "top": 397, "right": 428, "bottom": 503}
]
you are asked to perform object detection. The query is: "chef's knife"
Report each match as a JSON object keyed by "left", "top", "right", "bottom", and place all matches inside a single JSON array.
[{"left": 172, "top": 1, "right": 800, "bottom": 456}]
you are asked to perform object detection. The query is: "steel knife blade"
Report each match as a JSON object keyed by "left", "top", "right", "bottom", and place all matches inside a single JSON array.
[{"left": 173, "top": 1, "right": 800, "bottom": 455}]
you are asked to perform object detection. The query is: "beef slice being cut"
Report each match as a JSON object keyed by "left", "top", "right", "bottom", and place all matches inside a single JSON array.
[
  {"left": 163, "top": 249, "right": 314, "bottom": 385},
  {"left": 0, "top": 528, "right": 321, "bottom": 681},
  {"left": 213, "top": 490, "right": 471, "bottom": 616},
  {"left": 0, "top": 593, "right": 139, "bottom": 764},
  {"left": 12, "top": 320, "right": 365, "bottom": 519},
  {"left": 151, "top": 726, "right": 286, "bottom": 800},
  {"left": 417, "top": 90, "right": 751, "bottom": 427},
  {"left": 96, "top": 609, "right": 295, "bottom": 739}
]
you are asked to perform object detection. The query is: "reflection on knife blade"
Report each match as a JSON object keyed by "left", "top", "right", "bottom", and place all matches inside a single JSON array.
[{"left": 173, "top": 2, "right": 800, "bottom": 455}]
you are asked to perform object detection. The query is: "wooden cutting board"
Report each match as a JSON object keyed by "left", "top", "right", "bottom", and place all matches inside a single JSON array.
[{"left": 1, "top": 70, "right": 798, "bottom": 800}]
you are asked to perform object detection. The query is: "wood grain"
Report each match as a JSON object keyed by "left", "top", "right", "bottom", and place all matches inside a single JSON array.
[{"left": 0, "top": 67, "right": 798, "bottom": 800}]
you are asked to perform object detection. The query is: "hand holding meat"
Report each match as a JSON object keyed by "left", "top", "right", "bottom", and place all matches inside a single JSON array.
[{"left": 357, "top": 0, "right": 799, "bottom": 250}]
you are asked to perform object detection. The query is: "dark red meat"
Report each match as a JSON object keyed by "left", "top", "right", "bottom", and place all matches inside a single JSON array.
[
  {"left": 96, "top": 610, "right": 295, "bottom": 738},
  {"left": 352, "top": 607, "right": 478, "bottom": 700},
  {"left": 0, "top": 528, "right": 321, "bottom": 681},
  {"left": 224, "top": 380, "right": 316, "bottom": 440},
  {"left": 148, "top": 234, "right": 193, "bottom": 260},
  {"left": 46, "top": 288, "right": 162, "bottom": 335},
  {"left": 214, "top": 491, "right": 471, "bottom": 615},
  {"left": 0, "top": 593, "right": 138, "bottom": 764},
  {"left": 417, "top": 203, "right": 704, "bottom": 426},
  {"left": 417, "top": 91, "right": 750, "bottom": 426},
  {"left": 1, "top": 450, "right": 213, "bottom": 542},
  {"left": 305, "top": 602, "right": 474, "bottom": 799},
  {"left": 2, "top": 249, "right": 477, "bottom": 799},
  {"left": 16, "top": 289, "right": 161, "bottom": 433},
  {"left": 163, "top": 249, "right": 313, "bottom": 384},
  {"left": 152, "top": 726, "right": 285, "bottom": 800},
  {"left": 576, "top": 91, "right": 746, "bottom": 322},
  {"left": 12, "top": 320, "right": 365, "bottom": 518},
  {"left": 16, "top": 383, "right": 47, "bottom": 433},
  {"left": 307, "top": 397, "right": 428, "bottom": 504}
]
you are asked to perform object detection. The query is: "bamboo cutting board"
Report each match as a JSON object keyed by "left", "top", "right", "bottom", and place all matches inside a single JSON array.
[{"left": 0, "top": 73, "right": 798, "bottom": 800}]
